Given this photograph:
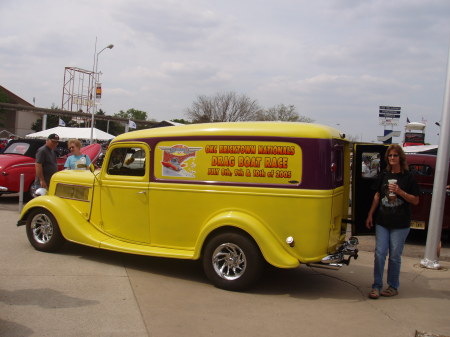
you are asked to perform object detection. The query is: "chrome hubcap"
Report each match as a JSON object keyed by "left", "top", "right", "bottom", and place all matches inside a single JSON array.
[
  {"left": 212, "top": 243, "right": 246, "bottom": 280},
  {"left": 31, "top": 214, "right": 53, "bottom": 244}
]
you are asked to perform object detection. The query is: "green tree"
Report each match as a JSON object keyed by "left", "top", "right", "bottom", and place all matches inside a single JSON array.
[
  {"left": 171, "top": 118, "right": 191, "bottom": 124},
  {"left": 255, "top": 104, "right": 314, "bottom": 123},
  {"left": 106, "top": 121, "right": 125, "bottom": 136},
  {"left": 115, "top": 108, "right": 148, "bottom": 121},
  {"left": 90, "top": 109, "right": 123, "bottom": 136},
  {"left": 112, "top": 108, "right": 149, "bottom": 133},
  {"left": 0, "top": 90, "right": 8, "bottom": 102},
  {"left": 94, "top": 109, "right": 108, "bottom": 132},
  {"left": 0, "top": 88, "right": 9, "bottom": 128},
  {"left": 186, "top": 92, "right": 262, "bottom": 123}
]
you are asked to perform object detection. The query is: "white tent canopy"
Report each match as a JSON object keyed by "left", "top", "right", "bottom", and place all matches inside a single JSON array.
[
  {"left": 25, "top": 127, "right": 115, "bottom": 141},
  {"left": 405, "top": 122, "right": 426, "bottom": 131}
]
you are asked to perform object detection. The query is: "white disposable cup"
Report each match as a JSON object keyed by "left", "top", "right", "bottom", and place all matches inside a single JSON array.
[{"left": 388, "top": 179, "right": 397, "bottom": 196}]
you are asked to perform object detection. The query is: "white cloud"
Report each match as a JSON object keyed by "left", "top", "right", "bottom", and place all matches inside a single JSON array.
[{"left": 0, "top": 0, "right": 449, "bottom": 144}]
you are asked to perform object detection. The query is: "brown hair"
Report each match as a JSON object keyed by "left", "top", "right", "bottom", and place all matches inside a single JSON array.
[
  {"left": 385, "top": 144, "right": 409, "bottom": 173},
  {"left": 67, "top": 138, "right": 82, "bottom": 149}
]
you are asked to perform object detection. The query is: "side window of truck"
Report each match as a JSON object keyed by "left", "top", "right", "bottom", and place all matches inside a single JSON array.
[
  {"left": 107, "top": 147, "right": 146, "bottom": 176},
  {"left": 332, "top": 145, "right": 344, "bottom": 186},
  {"left": 361, "top": 152, "right": 381, "bottom": 178}
]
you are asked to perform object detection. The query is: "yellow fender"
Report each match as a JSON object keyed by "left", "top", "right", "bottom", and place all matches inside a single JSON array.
[
  {"left": 19, "top": 196, "right": 107, "bottom": 248},
  {"left": 194, "top": 210, "right": 300, "bottom": 268}
]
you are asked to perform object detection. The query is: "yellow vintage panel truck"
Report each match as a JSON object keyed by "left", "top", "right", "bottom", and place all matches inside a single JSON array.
[{"left": 17, "top": 122, "right": 358, "bottom": 290}]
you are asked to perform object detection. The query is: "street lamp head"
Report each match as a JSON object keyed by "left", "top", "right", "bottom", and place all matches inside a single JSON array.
[{"left": 91, "top": 42, "right": 114, "bottom": 145}]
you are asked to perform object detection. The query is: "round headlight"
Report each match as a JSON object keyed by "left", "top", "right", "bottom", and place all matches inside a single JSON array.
[{"left": 35, "top": 188, "right": 47, "bottom": 196}]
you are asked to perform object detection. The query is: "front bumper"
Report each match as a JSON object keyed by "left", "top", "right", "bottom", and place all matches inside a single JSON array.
[
  {"left": 307, "top": 237, "right": 359, "bottom": 270},
  {"left": 17, "top": 219, "right": 27, "bottom": 227}
]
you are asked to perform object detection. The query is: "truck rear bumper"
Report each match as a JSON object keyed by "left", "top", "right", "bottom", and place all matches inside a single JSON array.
[{"left": 307, "top": 236, "right": 359, "bottom": 270}]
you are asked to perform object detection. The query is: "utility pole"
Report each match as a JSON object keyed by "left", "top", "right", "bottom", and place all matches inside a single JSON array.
[
  {"left": 421, "top": 43, "right": 450, "bottom": 269},
  {"left": 90, "top": 38, "right": 114, "bottom": 144}
]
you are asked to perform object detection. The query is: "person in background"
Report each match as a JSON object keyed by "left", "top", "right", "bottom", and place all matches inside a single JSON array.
[
  {"left": 362, "top": 158, "right": 371, "bottom": 177},
  {"left": 365, "top": 144, "right": 420, "bottom": 299},
  {"left": 35, "top": 133, "right": 60, "bottom": 189},
  {"left": 64, "top": 138, "right": 91, "bottom": 170}
]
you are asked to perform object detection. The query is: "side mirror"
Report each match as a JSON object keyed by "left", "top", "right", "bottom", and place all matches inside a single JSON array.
[{"left": 89, "top": 163, "right": 95, "bottom": 173}]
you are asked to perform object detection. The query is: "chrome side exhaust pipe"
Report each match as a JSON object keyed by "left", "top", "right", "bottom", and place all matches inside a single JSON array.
[{"left": 307, "top": 262, "right": 343, "bottom": 270}]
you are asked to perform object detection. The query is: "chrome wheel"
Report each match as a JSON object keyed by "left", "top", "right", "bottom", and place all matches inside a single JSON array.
[
  {"left": 26, "top": 209, "right": 65, "bottom": 252},
  {"left": 212, "top": 243, "right": 247, "bottom": 280},
  {"left": 30, "top": 213, "right": 54, "bottom": 244},
  {"left": 203, "top": 232, "right": 263, "bottom": 290}
]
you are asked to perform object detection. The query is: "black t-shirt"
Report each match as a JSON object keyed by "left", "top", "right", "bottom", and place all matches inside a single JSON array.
[
  {"left": 374, "top": 170, "right": 420, "bottom": 229},
  {"left": 35, "top": 145, "right": 58, "bottom": 186}
]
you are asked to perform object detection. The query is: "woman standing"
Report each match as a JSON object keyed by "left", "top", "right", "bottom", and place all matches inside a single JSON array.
[
  {"left": 64, "top": 139, "right": 91, "bottom": 170},
  {"left": 365, "top": 144, "right": 420, "bottom": 299}
]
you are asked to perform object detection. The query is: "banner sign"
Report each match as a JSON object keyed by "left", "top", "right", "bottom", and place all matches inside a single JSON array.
[
  {"left": 404, "top": 132, "right": 425, "bottom": 144},
  {"left": 154, "top": 140, "right": 302, "bottom": 185},
  {"left": 379, "top": 106, "right": 401, "bottom": 126},
  {"left": 96, "top": 83, "right": 102, "bottom": 99}
]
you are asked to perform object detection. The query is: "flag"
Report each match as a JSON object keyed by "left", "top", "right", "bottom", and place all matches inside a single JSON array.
[
  {"left": 59, "top": 118, "right": 66, "bottom": 127},
  {"left": 406, "top": 117, "right": 410, "bottom": 123},
  {"left": 128, "top": 120, "right": 137, "bottom": 129}
]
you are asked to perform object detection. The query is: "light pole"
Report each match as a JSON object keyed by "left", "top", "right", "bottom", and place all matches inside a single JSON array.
[{"left": 90, "top": 42, "right": 114, "bottom": 144}]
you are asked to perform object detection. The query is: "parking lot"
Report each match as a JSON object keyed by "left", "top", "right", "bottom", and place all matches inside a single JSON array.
[{"left": 1, "top": 194, "right": 449, "bottom": 337}]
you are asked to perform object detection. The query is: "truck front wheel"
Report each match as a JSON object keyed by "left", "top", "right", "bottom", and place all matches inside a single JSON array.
[
  {"left": 202, "top": 232, "right": 263, "bottom": 291},
  {"left": 26, "top": 209, "right": 65, "bottom": 252}
]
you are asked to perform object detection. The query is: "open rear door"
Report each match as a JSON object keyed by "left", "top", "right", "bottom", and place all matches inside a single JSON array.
[{"left": 352, "top": 144, "right": 387, "bottom": 235}]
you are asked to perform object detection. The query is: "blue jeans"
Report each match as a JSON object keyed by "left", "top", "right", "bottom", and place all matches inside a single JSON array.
[{"left": 372, "top": 225, "right": 410, "bottom": 290}]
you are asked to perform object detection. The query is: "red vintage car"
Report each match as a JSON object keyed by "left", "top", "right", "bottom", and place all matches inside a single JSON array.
[
  {"left": 407, "top": 153, "right": 450, "bottom": 232},
  {"left": 0, "top": 139, "right": 101, "bottom": 199}
]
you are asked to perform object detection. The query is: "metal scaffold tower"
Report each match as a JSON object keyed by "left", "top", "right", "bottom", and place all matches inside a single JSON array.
[{"left": 61, "top": 67, "right": 95, "bottom": 125}]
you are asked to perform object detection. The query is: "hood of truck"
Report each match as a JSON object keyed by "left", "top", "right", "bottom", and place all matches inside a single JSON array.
[{"left": 51, "top": 169, "right": 97, "bottom": 186}]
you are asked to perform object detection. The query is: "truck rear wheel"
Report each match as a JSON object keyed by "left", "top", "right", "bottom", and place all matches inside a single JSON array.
[{"left": 203, "top": 232, "right": 263, "bottom": 291}]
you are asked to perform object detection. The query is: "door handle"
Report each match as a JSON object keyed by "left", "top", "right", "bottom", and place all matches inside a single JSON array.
[{"left": 136, "top": 191, "right": 147, "bottom": 195}]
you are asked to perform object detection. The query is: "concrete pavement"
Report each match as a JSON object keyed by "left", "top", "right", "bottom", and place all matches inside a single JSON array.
[{"left": 1, "top": 207, "right": 449, "bottom": 337}]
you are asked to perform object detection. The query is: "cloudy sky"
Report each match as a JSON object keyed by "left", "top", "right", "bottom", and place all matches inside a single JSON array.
[{"left": 1, "top": 0, "right": 449, "bottom": 144}]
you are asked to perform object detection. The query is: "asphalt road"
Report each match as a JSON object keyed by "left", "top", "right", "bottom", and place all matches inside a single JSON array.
[{"left": 1, "top": 194, "right": 449, "bottom": 337}]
